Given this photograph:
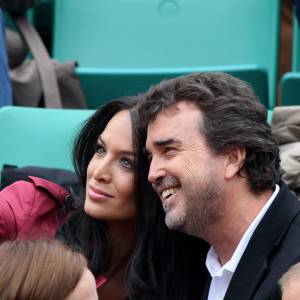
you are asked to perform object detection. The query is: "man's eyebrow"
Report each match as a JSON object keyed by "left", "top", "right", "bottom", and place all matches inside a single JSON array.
[
  {"left": 144, "top": 138, "right": 181, "bottom": 155},
  {"left": 153, "top": 138, "right": 180, "bottom": 147}
]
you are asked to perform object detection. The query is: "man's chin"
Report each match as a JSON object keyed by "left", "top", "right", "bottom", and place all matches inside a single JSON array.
[{"left": 165, "top": 213, "right": 186, "bottom": 231}]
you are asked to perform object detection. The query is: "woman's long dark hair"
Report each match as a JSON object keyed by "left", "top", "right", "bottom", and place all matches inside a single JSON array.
[
  {"left": 57, "top": 96, "right": 208, "bottom": 299},
  {"left": 56, "top": 98, "right": 139, "bottom": 275},
  {"left": 127, "top": 107, "right": 208, "bottom": 300}
]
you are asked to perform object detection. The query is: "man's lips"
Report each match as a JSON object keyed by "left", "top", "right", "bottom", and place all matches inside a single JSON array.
[
  {"left": 88, "top": 185, "right": 114, "bottom": 201},
  {"left": 161, "top": 186, "right": 180, "bottom": 200},
  {"left": 154, "top": 176, "right": 181, "bottom": 197},
  {"left": 154, "top": 183, "right": 180, "bottom": 201}
]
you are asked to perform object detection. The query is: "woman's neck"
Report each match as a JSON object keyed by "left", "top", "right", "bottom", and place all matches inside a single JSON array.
[
  {"left": 106, "top": 220, "right": 136, "bottom": 271},
  {"left": 98, "top": 221, "right": 136, "bottom": 300}
]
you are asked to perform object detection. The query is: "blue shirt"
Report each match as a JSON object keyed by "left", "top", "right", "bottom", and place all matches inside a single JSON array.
[{"left": 0, "top": 9, "right": 12, "bottom": 107}]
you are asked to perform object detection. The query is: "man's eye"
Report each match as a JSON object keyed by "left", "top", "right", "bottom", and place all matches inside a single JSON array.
[
  {"left": 120, "top": 157, "right": 134, "bottom": 170},
  {"left": 95, "top": 143, "right": 105, "bottom": 155},
  {"left": 165, "top": 147, "right": 176, "bottom": 155}
]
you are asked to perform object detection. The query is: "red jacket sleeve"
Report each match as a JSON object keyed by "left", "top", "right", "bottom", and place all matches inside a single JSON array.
[
  {"left": 0, "top": 178, "right": 69, "bottom": 241},
  {"left": 0, "top": 180, "right": 35, "bottom": 241}
]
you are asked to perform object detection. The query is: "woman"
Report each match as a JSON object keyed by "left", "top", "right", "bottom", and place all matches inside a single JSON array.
[
  {"left": 0, "top": 96, "right": 207, "bottom": 299},
  {"left": 0, "top": 239, "right": 98, "bottom": 300}
]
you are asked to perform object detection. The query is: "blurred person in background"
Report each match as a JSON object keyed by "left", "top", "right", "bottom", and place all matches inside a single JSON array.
[
  {"left": 279, "top": 262, "right": 300, "bottom": 300},
  {"left": 0, "top": 239, "right": 98, "bottom": 300}
]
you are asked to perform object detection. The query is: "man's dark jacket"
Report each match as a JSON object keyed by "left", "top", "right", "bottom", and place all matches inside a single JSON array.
[{"left": 201, "top": 181, "right": 300, "bottom": 300}]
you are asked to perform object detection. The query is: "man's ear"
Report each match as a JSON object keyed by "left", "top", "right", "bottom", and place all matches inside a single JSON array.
[{"left": 224, "top": 146, "right": 246, "bottom": 180}]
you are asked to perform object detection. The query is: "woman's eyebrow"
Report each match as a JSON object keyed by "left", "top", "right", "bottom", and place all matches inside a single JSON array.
[
  {"left": 97, "top": 135, "right": 105, "bottom": 145},
  {"left": 99, "top": 135, "right": 135, "bottom": 156},
  {"left": 118, "top": 150, "right": 135, "bottom": 157}
]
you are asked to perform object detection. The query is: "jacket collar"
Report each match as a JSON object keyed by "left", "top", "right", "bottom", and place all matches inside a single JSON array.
[
  {"left": 224, "top": 181, "right": 300, "bottom": 300},
  {"left": 28, "top": 176, "right": 70, "bottom": 205}
]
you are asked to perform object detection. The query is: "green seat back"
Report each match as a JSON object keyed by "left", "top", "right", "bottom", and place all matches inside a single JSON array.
[
  {"left": 280, "top": 72, "right": 300, "bottom": 106},
  {"left": 78, "top": 65, "right": 269, "bottom": 109},
  {"left": 0, "top": 106, "right": 93, "bottom": 171},
  {"left": 292, "top": 12, "right": 300, "bottom": 72},
  {"left": 53, "top": 0, "right": 280, "bottom": 109},
  {"left": 281, "top": 12, "right": 300, "bottom": 106}
]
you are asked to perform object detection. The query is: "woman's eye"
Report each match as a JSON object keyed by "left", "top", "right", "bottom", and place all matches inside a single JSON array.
[
  {"left": 95, "top": 143, "right": 106, "bottom": 155},
  {"left": 119, "top": 157, "right": 134, "bottom": 170}
]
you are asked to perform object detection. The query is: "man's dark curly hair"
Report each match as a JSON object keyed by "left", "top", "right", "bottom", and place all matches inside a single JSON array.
[{"left": 139, "top": 72, "right": 280, "bottom": 194}]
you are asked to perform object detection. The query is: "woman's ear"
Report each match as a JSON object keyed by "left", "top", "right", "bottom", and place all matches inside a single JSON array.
[{"left": 224, "top": 146, "right": 246, "bottom": 180}]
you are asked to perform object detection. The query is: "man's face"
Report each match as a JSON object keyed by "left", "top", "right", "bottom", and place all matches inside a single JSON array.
[{"left": 146, "top": 101, "right": 227, "bottom": 237}]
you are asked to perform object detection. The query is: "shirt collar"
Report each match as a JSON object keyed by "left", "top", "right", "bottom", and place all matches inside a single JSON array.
[{"left": 206, "top": 184, "right": 280, "bottom": 277}]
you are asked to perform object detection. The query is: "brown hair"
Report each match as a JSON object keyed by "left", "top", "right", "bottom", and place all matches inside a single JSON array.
[
  {"left": 139, "top": 72, "right": 280, "bottom": 193},
  {"left": 0, "top": 239, "right": 88, "bottom": 300}
]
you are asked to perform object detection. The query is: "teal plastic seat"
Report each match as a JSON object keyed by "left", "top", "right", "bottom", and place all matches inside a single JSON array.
[
  {"left": 281, "top": 72, "right": 300, "bottom": 106},
  {"left": 0, "top": 106, "right": 93, "bottom": 172},
  {"left": 53, "top": 0, "right": 280, "bottom": 109},
  {"left": 280, "top": 12, "right": 300, "bottom": 106},
  {"left": 292, "top": 11, "right": 300, "bottom": 72},
  {"left": 78, "top": 65, "right": 269, "bottom": 109}
]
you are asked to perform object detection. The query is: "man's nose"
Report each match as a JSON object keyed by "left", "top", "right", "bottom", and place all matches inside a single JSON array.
[{"left": 148, "top": 157, "right": 166, "bottom": 184}]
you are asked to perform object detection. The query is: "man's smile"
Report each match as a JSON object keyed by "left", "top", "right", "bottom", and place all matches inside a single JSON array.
[{"left": 161, "top": 187, "right": 179, "bottom": 200}]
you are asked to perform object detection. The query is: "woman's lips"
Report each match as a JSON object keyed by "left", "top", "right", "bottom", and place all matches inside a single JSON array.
[{"left": 88, "top": 185, "right": 114, "bottom": 201}]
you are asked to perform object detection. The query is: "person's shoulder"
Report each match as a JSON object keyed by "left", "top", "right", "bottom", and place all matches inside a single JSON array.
[
  {"left": 276, "top": 181, "right": 300, "bottom": 209},
  {"left": 0, "top": 177, "right": 70, "bottom": 241},
  {"left": 0, "top": 179, "right": 36, "bottom": 240},
  {"left": 0, "top": 178, "right": 36, "bottom": 199},
  {"left": 27, "top": 176, "right": 69, "bottom": 203},
  {"left": 0, "top": 176, "right": 68, "bottom": 200},
  {"left": 289, "top": 210, "right": 300, "bottom": 229}
]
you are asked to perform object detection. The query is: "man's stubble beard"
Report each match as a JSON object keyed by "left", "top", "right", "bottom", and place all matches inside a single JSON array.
[{"left": 165, "top": 179, "right": 225, "bottom": 239}]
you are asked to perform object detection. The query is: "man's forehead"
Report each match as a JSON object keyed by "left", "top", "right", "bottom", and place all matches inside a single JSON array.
[
  {"left": 147, "top": 101, "right": 201, "bottom": 132},
  {"left": 146, "top": 103, "right": 202, "bottom": 151},
  {"left": 153, "top": 101, "right": 199, "bottom": 119}
]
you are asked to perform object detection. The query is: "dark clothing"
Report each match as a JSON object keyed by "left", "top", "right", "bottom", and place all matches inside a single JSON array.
[{"left": 202, "top": 181, "right": 300, "bottom": 300}]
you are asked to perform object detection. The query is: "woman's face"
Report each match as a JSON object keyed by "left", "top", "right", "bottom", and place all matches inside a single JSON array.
[{"left": 85, "top": 110, "right": 136, "bottom": 222}]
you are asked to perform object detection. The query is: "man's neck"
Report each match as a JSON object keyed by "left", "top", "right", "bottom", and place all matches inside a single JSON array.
[{"left": 205, "top": 188, "right": 273, "bottom": 266}]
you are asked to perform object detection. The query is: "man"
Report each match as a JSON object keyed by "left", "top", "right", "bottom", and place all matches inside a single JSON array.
[
  {"left": 279, "top": 262, "right": 300, "bottom": 300},
  {"left": 139, "top": 72, "right": 300, "bottom": 300}
]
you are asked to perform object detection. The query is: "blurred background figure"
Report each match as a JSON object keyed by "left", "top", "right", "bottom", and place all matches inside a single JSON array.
[
  {"left": 0, "top": 239, "right": 98, "bottom": 300},
  {"left": 0, "top": 8, "right": 12, "bottom": 107},
  {"left": 279, "top": 262, "right": 300, "bottom": 300}
]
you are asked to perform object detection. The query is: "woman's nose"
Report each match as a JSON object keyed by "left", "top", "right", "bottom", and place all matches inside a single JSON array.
[{"left": 92, "top": 158, "right": 112, "bottom": 183}]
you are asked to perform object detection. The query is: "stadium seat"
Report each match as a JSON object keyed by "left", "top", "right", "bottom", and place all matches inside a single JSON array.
[
  {"left": 280, "top": 72, "right": 300, "bottom": 106},
  {"left": 281, "top": 12, "right": 300, "bottom": 106},
  {"left": 53, "top": 0, "right": 280, "bottom": 109},
  {"left": 292, "top": 11, "right": 300, "bottom": 72},
  {"left": 77, "top": 65, "right": 269, "bottom": 109},
  {"left": 0, "top": 106, "right": 93, "bottom": 171}
]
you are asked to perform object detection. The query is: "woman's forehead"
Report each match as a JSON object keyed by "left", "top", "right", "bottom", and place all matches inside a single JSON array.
[{"left": 100, "top": 110, "right": 133, "bottom": 150}]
